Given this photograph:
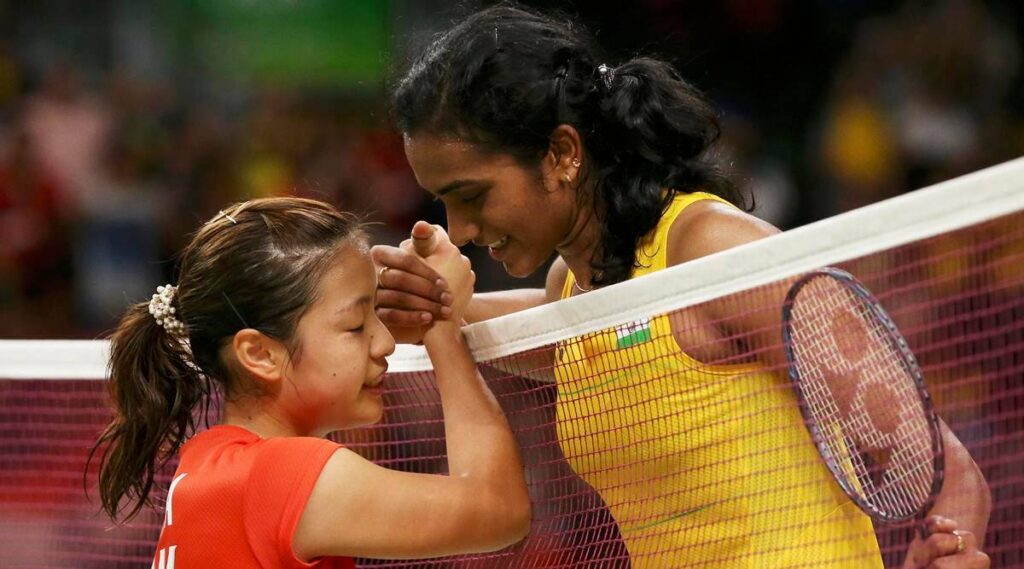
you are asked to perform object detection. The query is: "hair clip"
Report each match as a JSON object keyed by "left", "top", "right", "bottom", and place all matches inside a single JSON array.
[
  {"left": 597, "top": 63, "right": 615, "bottom": 90},
  {"left": 210, "top": 210, "right": 238, "bottom": 225}
]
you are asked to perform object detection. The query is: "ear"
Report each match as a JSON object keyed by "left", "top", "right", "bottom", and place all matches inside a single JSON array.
[
  {"left": 231, "top": 328, "right": 288, "bottom": 388},
  {"left": 544, "top": 124, "right": 583, "bottom": 185}
]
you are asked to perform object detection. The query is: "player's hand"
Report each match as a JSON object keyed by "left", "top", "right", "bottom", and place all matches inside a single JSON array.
[
  {"left": 399, "top": 221, "right": 475, "bottom": 324},
  {"left": 902, "top": 516, "right": 989, "bottom": 568},
  {"left": 371, "top": 241, "right": 453, "bottom": 344}
]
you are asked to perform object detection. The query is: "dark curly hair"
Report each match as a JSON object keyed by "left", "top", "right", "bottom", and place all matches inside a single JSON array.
[{"left": 393, "top": 4, "right": 747, "bottom": 286}]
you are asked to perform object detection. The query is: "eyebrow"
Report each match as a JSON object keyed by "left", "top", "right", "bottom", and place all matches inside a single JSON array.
[
  {"left": 435, "top": 179, "right": 479, "bottom": 197},
  {"left": 335, "top": 295, "right": 373, "bottom": 315}
]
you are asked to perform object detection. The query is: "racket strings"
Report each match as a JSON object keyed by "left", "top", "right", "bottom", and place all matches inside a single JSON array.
[{"left": 789, "top": 276, "right": 936, "bottom": 520}]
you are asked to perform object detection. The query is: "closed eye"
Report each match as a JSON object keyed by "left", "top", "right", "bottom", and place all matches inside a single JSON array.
[{"left": 460, "top": 190, "right": 487, "bottom": 205}]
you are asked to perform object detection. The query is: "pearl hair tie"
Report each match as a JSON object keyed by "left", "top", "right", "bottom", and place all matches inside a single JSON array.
[{"left": 149, "top": 284, "right": 185, "bottom": 336}]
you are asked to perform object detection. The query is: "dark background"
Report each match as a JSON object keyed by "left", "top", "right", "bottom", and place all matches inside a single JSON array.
[{"left": 0, "top": 0, "right": 1021, "bottom": 338}]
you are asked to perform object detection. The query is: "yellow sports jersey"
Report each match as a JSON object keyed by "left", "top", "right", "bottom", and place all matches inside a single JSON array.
[{"left": 554, "top": 192, "right": 882, "bottom": 568}]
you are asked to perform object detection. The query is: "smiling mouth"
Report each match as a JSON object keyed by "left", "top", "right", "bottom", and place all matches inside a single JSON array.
[{"left": 487, "top": 236, "right": 509, "bottom": 251}]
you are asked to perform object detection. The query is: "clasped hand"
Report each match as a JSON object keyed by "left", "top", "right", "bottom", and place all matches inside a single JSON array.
[
  {"left": 372, "top": 221, "right": 473, "bottom": 343},
  {"left": 902, "top": 516, "right": 989, "bottom": 569}
]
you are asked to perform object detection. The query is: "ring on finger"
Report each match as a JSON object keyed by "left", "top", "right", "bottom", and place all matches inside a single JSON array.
[
  {"left": 378, "top": 266, "right": 390, "bottom": 281},
  {"left": 952, "top": 530, "right": 965, "bottom": 553}
]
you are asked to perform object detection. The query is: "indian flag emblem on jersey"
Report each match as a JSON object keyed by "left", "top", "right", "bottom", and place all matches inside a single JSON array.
[{"left": 615, "top": 317, "right": 652, "bottom": 349}]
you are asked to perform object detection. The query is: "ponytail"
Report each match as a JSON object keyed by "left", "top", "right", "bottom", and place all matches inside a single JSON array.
[
  {"left": 587, "top": 57, "right": 744, "bottom": 286},
  {"left": 90, "top": 300, "right": 210, "bottom": 523}
]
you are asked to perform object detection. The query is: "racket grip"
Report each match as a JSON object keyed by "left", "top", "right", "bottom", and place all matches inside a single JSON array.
[{"left": 916, "top": 517, "right": 931, "bottom": 540}]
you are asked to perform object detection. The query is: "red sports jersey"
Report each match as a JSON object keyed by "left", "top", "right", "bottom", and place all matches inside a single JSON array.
[{"left": 151, "top": 425, "right": 355, "bottom": 569}]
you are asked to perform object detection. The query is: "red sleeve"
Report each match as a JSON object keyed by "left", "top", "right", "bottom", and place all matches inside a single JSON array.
[{"left": 244, "top": 436, "right": 342, "bottom": 568}]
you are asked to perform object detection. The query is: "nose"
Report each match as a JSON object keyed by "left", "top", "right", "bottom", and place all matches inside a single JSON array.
[
  {"left": 445, "top": 209, "right": 480, "bottom": 248},
  {"left": 372, "top": 321, "right": 397, "bottom": 361}
]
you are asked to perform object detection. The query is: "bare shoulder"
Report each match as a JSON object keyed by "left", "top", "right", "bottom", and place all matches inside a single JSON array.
[
  {"left": 544, "top": 256, "right": 570, "bottom": 303},
  {"left": 667, "top": 199, "right": 780, "bottom": 266}
]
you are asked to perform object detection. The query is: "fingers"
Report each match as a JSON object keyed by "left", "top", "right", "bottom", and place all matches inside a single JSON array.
[
  {"left": 929, "top": 549, "right": 990, "bottom": 569},
  {"left": 376, "top": 223, "right": 473, "bottom": 323},
  {"left": 377, "top": 266, "right": 451, "bottom": 308},
  {"left": 411, "top": 221, "right": 440, "bottom": 257},
  {"left": 909, "top": 517, "right": 988, "bottom": 569},
  {"left": 951, "top": 529, "right": 978, "bottom": 555},
  {"left": 377, "top": 289, "right": 452, "bottom": 319},
  {"left": 911, "top": 534, "right": 955, "bottom": 566},
  {"left": 371, "top": 245, "right": 447, "bottom": 290},
  {"left": 923, "top": 515, "right": 959, "bottom": 536},
  {"left": 917, "top": 532, "right": 970, "bottom": 562},
  {"left": 376, "top": 307, "right": 434, "bottom": 328},
  {"left": 371, "top": 244, "right": 452, "bottom": 331}
]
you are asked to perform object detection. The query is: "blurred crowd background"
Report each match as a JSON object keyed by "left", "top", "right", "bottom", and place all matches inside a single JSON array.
[{"left": 0, "top": 0, "right": 1021, "bottom": 339}]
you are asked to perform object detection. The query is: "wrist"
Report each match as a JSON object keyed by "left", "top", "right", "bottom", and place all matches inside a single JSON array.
[
  {"left": 462, "top": 293, "right": 481, "bottom": 324},
  {"left": 422, "top": 320, "right": 464, "bottom": 346}
]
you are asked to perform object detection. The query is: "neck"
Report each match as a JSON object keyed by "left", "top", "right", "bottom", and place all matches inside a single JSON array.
[
  {"left": 556, "top": 199, "right": 602, "bottom": 290},
  {"left": 221, "top": 396, "right": 311, "bottom": 439}
]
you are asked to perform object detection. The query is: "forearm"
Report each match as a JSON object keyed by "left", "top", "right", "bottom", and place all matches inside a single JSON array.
[
  {"left": 464, "top": 289, "right": 546, "bottom": 323},
  {"left": 926, "top": 422, "right": 991, "bottom": 541},
  {"left": 422, "top": 322, "right": 525, "bottom": 483}
]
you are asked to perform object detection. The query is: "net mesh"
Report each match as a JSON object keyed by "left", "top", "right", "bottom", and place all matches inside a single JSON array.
[{"left": 2, "top": 160, "right": 1024, "bottom": 568}]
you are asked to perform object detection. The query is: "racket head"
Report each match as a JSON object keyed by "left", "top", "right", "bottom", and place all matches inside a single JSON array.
[{"left": 781, "top": 268, "right": 945, "bottom": 524}]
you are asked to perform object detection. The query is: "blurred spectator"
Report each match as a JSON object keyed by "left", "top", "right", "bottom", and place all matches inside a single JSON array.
[
  {"left": 816, "top": 0, "right": 1021, "bottom": 212},
  {"left": 719, "top": 111, "right": 798, "bottom": 227},
  {"left": 72, "top": 132, "right": 162, "bottom": 331},
  {"left": 0, "top": 127, "right": 73, "bottom": 336},
  {"left": 21, "top": 62, "right": 111, "bottom": 210},
  {"left": 0, "top": 0, "right": 1019, "bottom": 336}
]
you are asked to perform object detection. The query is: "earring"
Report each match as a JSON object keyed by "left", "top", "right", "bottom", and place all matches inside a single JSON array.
[{"left": 571, "top": 157, "right": 581, "bottom": 168}]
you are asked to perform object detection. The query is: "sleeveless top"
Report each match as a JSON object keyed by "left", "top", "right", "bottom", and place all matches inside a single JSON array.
[{"left": 554, "top": 192, "right": 882, "bottom": 568}]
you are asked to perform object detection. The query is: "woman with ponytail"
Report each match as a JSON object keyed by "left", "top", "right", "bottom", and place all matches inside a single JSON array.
[
  {"left": 92, "top": 197, "right": 530, "bottom": 567},
  {"left": 375, "top": 5, "right": 990, "bottom": 568}
]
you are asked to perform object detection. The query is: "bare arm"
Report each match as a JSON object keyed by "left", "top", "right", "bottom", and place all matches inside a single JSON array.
[
  {"left": 664, "top": 201, "right": 786, "bottom": 370},
  {"left": 667, "top": 201, "right": 990, "bottom": 567},
  {"left": 295, "top": 226, "right": 530, "bottom": 560},
  {"left": 464, "top": 289, "right": 548, "bottom": 323},
  {"left": 898, "top": 423, "right": 991, "bottom": 568},
  {"left": 471, "top": 257, "right": 569, "bottom": 382},
  {"left": 466, "top": 255, "right": 568, "bottom": 321},
  {"left": 927, "top": 423, "right": 991, "bottom": 539},
  {"left": 293, "top": 326, "right": 530, "bottom": 559}
]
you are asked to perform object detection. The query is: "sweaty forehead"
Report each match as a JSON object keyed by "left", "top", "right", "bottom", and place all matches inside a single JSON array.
[{"left": 403, "top": 134, "right": 488, "bottom": 188}]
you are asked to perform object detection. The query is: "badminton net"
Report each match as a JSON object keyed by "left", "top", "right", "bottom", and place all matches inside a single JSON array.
[{"left": 1, "top": 158, "right": 1023, "bottom": 568}]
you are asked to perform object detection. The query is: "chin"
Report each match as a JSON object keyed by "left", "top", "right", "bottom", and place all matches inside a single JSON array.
[
  {"left": 503, "top": 263, "right": 534, "bottom": 278},
  {"left": 359, "top": 405, "right": 385, "bottom": 427},
  {"left": 502, "top": 254, "right": 547, "bottom": 278},
  {"left": 334, "top": 404, "right": 385, "bottom": 432}
]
